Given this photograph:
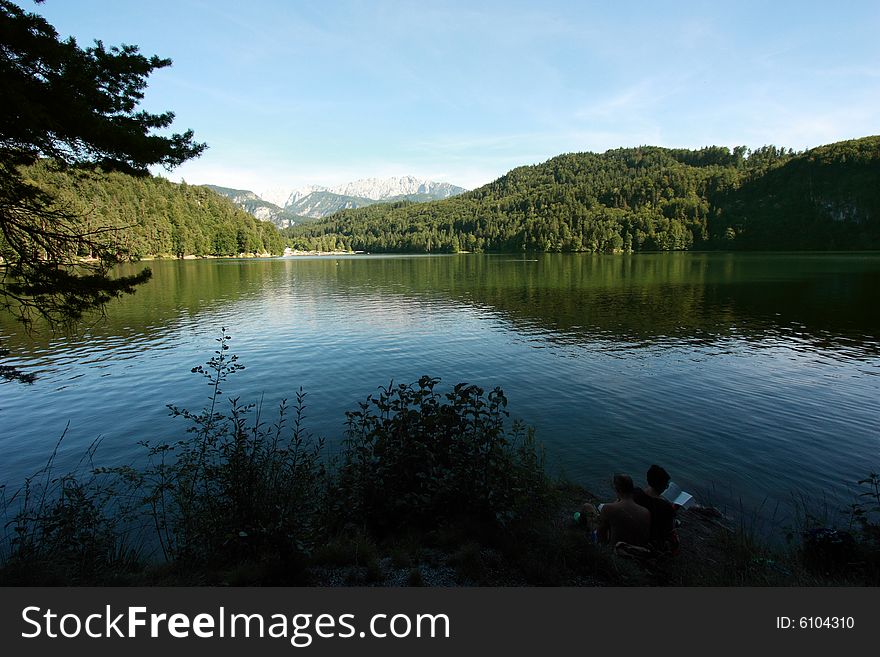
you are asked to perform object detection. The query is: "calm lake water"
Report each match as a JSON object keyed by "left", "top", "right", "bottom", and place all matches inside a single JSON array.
[{"left": 1, "top": 253, "right": 879, "bottom": 526}]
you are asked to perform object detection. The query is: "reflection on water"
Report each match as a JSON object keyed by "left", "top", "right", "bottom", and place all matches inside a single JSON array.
[{"left": 1, "top": 253, "right": 879, "bottom": 523}]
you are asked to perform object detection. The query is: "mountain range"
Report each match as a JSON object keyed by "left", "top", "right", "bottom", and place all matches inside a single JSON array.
[{"left": 208, "top": 176, "right": 466, "bottom": 227}]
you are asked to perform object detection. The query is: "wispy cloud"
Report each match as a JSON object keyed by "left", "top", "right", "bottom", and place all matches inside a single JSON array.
[{"left": 571, "top": 78, "right": 685, "bottom": 125}]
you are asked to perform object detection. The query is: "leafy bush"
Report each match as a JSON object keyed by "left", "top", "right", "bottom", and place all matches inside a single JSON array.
[
  {"left": 132, "top": 330, "right": 324, "bottom": 568},
  {"left": 332, "top": 376, "right": 549, "bottom": 536},
  {"left": 0, "top": 434, "right": 141, "bottom": 584}
]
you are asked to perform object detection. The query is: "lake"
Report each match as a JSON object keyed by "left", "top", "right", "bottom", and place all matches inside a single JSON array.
[{"left": 1, "top": 253, "right": 879, "bottom": 529}]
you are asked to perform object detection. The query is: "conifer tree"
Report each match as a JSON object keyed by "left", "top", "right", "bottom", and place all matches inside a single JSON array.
[{"left": 0, "top": 0, "right": 205, "bottom": 328}]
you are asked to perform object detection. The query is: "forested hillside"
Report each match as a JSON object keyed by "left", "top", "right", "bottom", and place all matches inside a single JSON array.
[
  {"left": 15, "top": 138, "right": 879, "bottom": 260},
  {"left": 20, "top": 161, "right": 285, "bottom": 257},
  {"left": 285, "top": 137, "right": 880, "bottom": 253},
  {"left": 712, "top": 138, "right": 880, "bottom": 249}
]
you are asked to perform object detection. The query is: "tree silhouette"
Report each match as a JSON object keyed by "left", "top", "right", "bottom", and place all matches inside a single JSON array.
[{"left": 0, "top": 0, "right": 205, "bottom": 330}]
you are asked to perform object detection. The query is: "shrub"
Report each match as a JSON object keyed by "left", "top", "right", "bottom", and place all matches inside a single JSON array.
[
  {"left": 0, "top": 434, "right": 141, "bottom": 584},
  {"left": 331, "top": 376, "right": 549, "bottom": 536},
  {"left": 132, "top": 330, "right": 324, "bottom": 569}
]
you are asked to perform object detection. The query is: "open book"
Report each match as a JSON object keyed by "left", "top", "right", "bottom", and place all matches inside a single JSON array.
[{"left": 662, "top": 482, "right": 694, "bottom": 508}]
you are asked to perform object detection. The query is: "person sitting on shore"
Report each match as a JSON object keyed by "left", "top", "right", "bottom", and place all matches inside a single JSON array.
[
  {"left": 595, "top": 474, "right": 651, "bottom": 547},
  {"left": 632, "top": 464, "right": 679, "bottom": 554}
]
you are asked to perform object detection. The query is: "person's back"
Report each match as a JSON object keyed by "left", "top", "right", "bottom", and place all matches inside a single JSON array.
[
  {"left": 633, "top": 488, "right": 674, "bottom": 545},
  {"left": 600, "top": 498, "right": 651, "bottom": 546},
  {"left": 598, "top": 474, "right": 651, "bottom": 547},
  {"left": 633, "top": 464, "right": 678, "bottom": 552}
]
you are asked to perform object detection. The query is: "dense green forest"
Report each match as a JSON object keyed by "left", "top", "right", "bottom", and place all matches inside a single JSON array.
[
  {"left": 18, "top": 161, "right": 285, "bottom": 258},
  {"left": 285, "top": 137, "right": 880, "bottom": 253},
  {"left": 14, "top": 138, "right": 879, "bottom": 260}
]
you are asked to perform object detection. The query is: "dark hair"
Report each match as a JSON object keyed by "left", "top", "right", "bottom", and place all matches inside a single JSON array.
[
  {"left": 612, "top": 474, "right": 634, "bottom": 495},
  {"left": 647, "top": 464, "right": 671, "bottom": 492}
]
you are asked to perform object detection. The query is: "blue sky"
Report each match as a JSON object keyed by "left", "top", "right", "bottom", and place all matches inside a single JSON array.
[{"left": 34, "top": 0, "right": 880, "bottom": 193}]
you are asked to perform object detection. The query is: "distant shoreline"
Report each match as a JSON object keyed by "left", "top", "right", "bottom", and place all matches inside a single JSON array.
[
  {"left": 283, "top": 249, "right": 362, "bottom": 257},
  {"left": 88, "top": 249, "right": 880, "bottom": 266},
  {"left": 137, "top": 250, "right": 364, "bottom": 259},
  {"left": 136, "top": 252, "right": 274, "bottom": 261}
]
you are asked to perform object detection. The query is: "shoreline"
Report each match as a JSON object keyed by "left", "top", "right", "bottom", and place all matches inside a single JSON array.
[
  {"left": 282, "top": 249, "right": 362, "bottom": 257},
  {"left": 134, "top": 250, "right": 364, "bottom": 260},
  {"left": 6, "top": 250, "right": 875, "bottom": 268},
  {"left": 136, "top": 252, "right": 275, "bottom": 261}
]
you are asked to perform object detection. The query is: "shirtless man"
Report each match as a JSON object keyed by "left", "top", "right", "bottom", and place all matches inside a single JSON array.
[{"left": 596, "top": 474, "right": 651, "bottom": 546}]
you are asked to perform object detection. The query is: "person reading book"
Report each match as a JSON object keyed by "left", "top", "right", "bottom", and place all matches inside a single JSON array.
[{"left": 632, "top": 464, "right": 679, "bottom": 554}]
